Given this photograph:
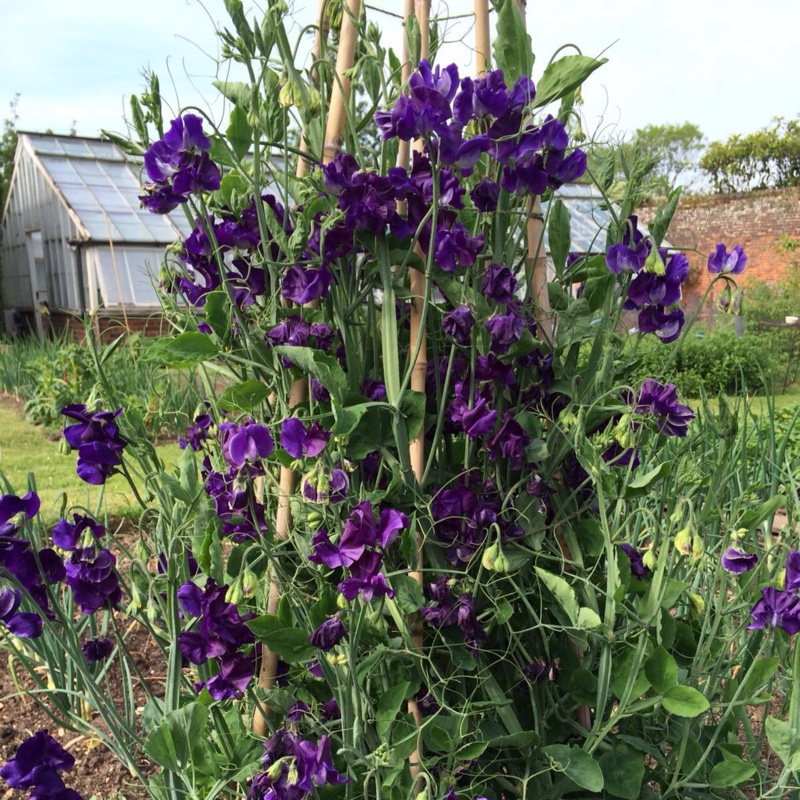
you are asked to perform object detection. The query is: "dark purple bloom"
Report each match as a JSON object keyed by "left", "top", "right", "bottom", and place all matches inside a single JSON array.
[
  {"left": 282, "top": 264, "right": 333, "bottom": 305},
  {"left": 523, "top": 657, "right": 559, "bottom": 683},
  {"left": 220, "top": 422, "right": 274, "bottom": 470},
  {"left": 61, "top": 405, "right": 127, "bottom": 485},
  {"left": 338, "top": 572, "right": 394, "bottom": 602},
  {"left": 482, "top": 262, "right": 518, "bottom": 304},
  {"left": 487, "top": 412, "right": 531, "bottom": 470},
  {"left": 51, "top": 514, "right": 105, "bottom": 551},
  {"left": 179, "top": 412, "right": 213, "bottom": 451},
  {"left": 637, "top": 305, "right": 685, "bottom": 343},
  {"left": 82, "top": 637, "right": 114, "bottom": 662},
  {"left": 64, "top": 547, "right": 121, "bottom": 614},
  {"left": 361, "top": 380, "right": 387, "bottom": 402},
  {"left": 421, "top": 580, "right": 487, "bottom": 655},
  {"left": 605, "top": 216, "right": 651, "bottom": 274},
  {"left": 265, "top": 315, "right": 312, "bottom": 348},
  {"left": 471, "top": 177, "right": 500, "bottom": 212},
  {"left": 721, "top": 548, "right": 759, "bottom": 575},
  {"left": 434, "top": 223, "right": 485, "bottom": 272},
  {"left": 485, "top": 309, "right": 524, "bottom": 353},
  {"left": 708, "top": 243, "right": 747, "bottom": 275},
  {"left": 302, "top": 467, "right": 349, "bottom": 504},
  {"left": 281, "top": 418, "right": 330, "bottom": 459},
  {"left": 635, "top": 380, "right": 695, "bottom": 437},
  {"left": 620, "top": 544, "right": 650, "bottom": 579},
  {"left": 786, "top": 551, "right": 800, "bottom": 591},
  {"left": 748, "top": 586, "right": 800, "bottom": 634},
  {"left": 442, "top": 305, "right": 475, "bottom": 346},
  {"left": 320, "top": 697, "right": 341, "bottom": 721},
  {"left": 0, "top": 588, "right": 43, "bottom": 639},
  {"left": 310, "top": 616, "right": 346, "bottom": 651},
  {"left": 0, "top": 492, "right": 40, "bottom": 536},
  {"left": 626, "top": 250, "right": 688, "bottom": 309},
  {"left": 322, "top": 153, "right": 360, "bottom": 195},
  {"left": 0, "top": 730, "right": 76, "bottom": 791},
  {"left": 140, "top": 114, "right": 220, "bottom": 214},
  {"left": 200, "top": 649, "right": 256, "bottom": 700},
  {"left": 460, "top": 396, "right": 498, "bottom": 440}
]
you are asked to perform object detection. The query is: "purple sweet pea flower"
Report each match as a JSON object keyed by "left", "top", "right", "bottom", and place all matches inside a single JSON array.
[
  {"left": 82, "top": 637, "right": 114, "bottom": 662},
  {"left": 523, "top": 657, "right": 560, "bottom": 683},
  {"left": 634, "top": 380, "right": 695, "bottom": 437},
  {"left": 0, "top": 730, "right": 76, "bottom": 791},
  {"left": 708, "top": 243, "right": 748, "bottom": 275},
  {"left": 442, "top": 305, "right": 475, "bottom": 346},
  {"left": 302, "top": 468, "right": 349, "bottom": 504},
  {"left": 220, "top": 422, "right": 274, "bottom": 470},
  {"left": 61, "top": 405, "right": 127, "bottom": 485},
  {"left": 51, "top": 514, "right": 105, "bottom": 551},
  {"left": 487, "top": 412, "right": 530, "bottom": 470},
  {"left": 786, "top": 550, "right": 800, "bottom": 591},
  {"left": 338, "top": 572, "right": 395, "bottom": 602},
  {"left": 64, "top": 547, "right": 122, "bottom": 614},
  {"left": 0, "top": 492, "right": 40, "bottom": 536},
  {"left": 281, "top": 264, "right": 333, "bottom": 305},
  {"left": 200, "top": 649, "right": 256, "bottom": 700},
  {"left": 605, "top": 216, "right": 652, "bottom": 274},
  {"left": 721, "top": 548, "right": 759, "bottom": 575},
  {"left": 748, "top": 586, "right": 800, "bottom": 634},
  {"left": 481, "top": 262, "right": 518, "bottom": 304},
  {"left": 620, "top": 543, "right": 650, "bottom": 579},
  {"left": 0, "top": 587, "right": 43, "bottom": 639},
  {"left": 281, "top": 419, "right": 330, "bottom": 459},
  {"left": 626, "top": 250, "right": 689, "bottom": 309},
  {"left": 637, "top": 305, "right": 685, "bottom": 343},
  {"left": 470, "top": 177, "right": 500, "bottom": 212},
  {"left": 309, "top": 616, "right": 346, "bottom": 651},
  {"left": 485, "top": 309, "right": 524, "bottom": 353}
]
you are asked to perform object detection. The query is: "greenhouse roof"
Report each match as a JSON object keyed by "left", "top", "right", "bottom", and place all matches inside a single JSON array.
[
  {"left": 542, "top": 183, "right": 613, "bottom": 254},
  {"left": 19, "top": 132, "right": 190, "bottom": 244}
]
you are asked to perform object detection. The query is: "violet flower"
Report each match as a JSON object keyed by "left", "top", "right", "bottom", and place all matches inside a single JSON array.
[
  {"left": 61, "top": 405, "right": 128, "bottom": 485},
  {"left": 786, "top": 550, "right": 800, "bottom": 591},
  {"left": 64, "top": 547, "right": 122, "bottom": 614},
  {"left": 481, "top": 262, "right": 518, "bottom": 304},
  {"left": 708, "top": 243, "right": 748, "bottom": 275},
  {"left": 605, "top": 216, "right": 651, "bottom": 274},
  {"left": 52, "top": 514, "right": 105, "bottom": 551},
  {"left": 721, "top": 548, "right": 758, "bottom": 575},
  {"left": 219, "top": 422, "right": 274, "bottom": 470},
  {"left": 637, "top": 305, "right": 685, "bottom": 343},
  {"left": 523, "top": 657, "right": 559, "bottom": 683},
  {"left": 281, "top": 419, "right": 330, "bottom": 459},
  {"left": 620, "top": 544, "right": 650, "bottom": 579},
  {"left": 442, "top": 306, "right": 475, "bottom": 346},
  {"left": 0, "top": 587, "right": 43, "bottom": 639},
  {"left": 82, "top": 637, "right": 114, "bottom": 662},
  {"left": 471, "top": 177, "right": 500, "bottom": 212},
  {"left": 0, "top": 730, "right": 78, "bottom": 794},
  {"left": 310, "top": 616, "right": 346, "bottom": 651},
  {"left": 634, "top": 380, "right": 695, "bottom": 437},
  {"left": 748, "top": 586, "right": 800, "bottom": 635},
  {"left": 0, "top": 491, "right": 40, "bottom": 536}
]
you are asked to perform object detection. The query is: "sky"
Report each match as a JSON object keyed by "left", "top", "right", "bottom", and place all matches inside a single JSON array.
[{"left": 1, "top": 0, "right": 799, "bottom": 147}]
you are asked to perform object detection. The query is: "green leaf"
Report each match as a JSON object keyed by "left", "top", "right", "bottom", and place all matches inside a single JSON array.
[
  {"left": 599, "top": 743, "right": 645, "bottom": 799},
  {"left": 455, "top": 740, "right": 490, "bottom": 760},
  {"left": 765, "top": 716, "right": 798, "bottom": 767},
  {"left": 212, "top": 80, "right": 251, "bottom": 108},
  {"left": 542, "top": 744, "right": 604, "bottom": 792},
  {"left": 644, "top": 646, "right": 678, "bottom": 695},
  {"left": 246, "top": 615, "right": 317, "bottom": 663},
  {"left": 547, "top": 198, "right": 571, "bottom": 276},
  {"left": 569, "top": 669, "right": 598, "bottom": 706},
  {"left": 145, "top": 332, "right": 218, "bottom": 367},
  {"left": 610, "top": 646, "right": 651, "bottom": 701},
  {"left": 399, "top": 389, "right": 426, "bottom": 439},
  {"left": 738, "top": 495, "right": 786, "bottom": 532},
  {"left": 662, "top": 685, "right": 710, "bottom": 717},
  {"left": 577, "top": 607, "right": 602, "bottom": 629},
  {"left": 573, "top": 519, "right": 605, "bottom": 557},
  {"left": 536, "top": 567, "right": 579, "bottom": 624},
  {"left": 227, "top": 104, "right": 252, "bottom": 160},
  {"left": 556, "top": 297, "right": 593, "bottom": 349},
  {"left": 393, "top": 574, "right": 425, "bottom": 614},
  {"left": 274, "top": 346, "right": 348, "bottom": 403},
  {"left": 534, "top": 55, "right": 607, "bottom": 109},
  {"left": 143, "top": 703, "right": 212, "bottom": 774},
  {"left": 219, "top": 380, "right": 269, "bottom": 412},
  {"left": 493, "top": 0, "right": 534, "bottom": 85},
  {"left": 741, "top": 656, "right": 779, "bottom": 697},
  {"left": 204, "top": 290, "right": 230, "bottom": 340},
  {"left": 623, "top": 462, "right": 671, "bottom": 498},
  {"left": 708, "top": 757, "right": 757, "bottom": 788},
  {"left": 332, "top": 403, "right": 370, "bottom": 436},
  {"left": 377, "top": 682, "right": 412, "bottom": 738}
]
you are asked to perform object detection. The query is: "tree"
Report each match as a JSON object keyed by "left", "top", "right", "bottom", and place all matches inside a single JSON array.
[
  {"left": 585, "top": 121, "right": 705, "bottom": 199},
  {"left": 0, "top": 94, "right": 19, "bottom": 212},
  {"left": 699, "top": 117, "right": 800, "bottom": 193}
]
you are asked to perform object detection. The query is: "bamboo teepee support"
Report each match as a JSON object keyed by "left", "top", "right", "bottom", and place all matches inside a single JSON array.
[
  {"left": 474, "top": 0, "right": 491, "bottom": 76},
  {"left": 253, "top": 0, "right": 359, "bottom": 738},
  {"left": 396, "top": 0, "right": 415, "bottom": 173}
]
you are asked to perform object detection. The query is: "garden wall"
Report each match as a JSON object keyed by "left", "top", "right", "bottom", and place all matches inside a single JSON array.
[{"left": 640, "top": 186, "right": 800, "bottom": 317}]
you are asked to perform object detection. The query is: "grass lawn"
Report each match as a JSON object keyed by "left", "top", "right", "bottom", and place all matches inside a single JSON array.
[
  {"left": 687, "top": 385, "right": 800, "bottom": 415},
  {"left": 0, "top": 400, "right": 181, "bottom": 522}
]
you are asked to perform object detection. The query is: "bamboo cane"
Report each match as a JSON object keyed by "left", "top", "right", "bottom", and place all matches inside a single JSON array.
[
  {"left": 252, "top": 0, "right": 359, "bottom": 737},
  {"left": 405, "top": 0, "right": 430, "bottom": 782},
  {"left": 474, "top": 0, "right": 491, "bottom": 77},
  {"left": 396, "top": 0, "right": 415, "bottom": 173},
  {"left": 513, "top": 0, "right": 552, "bottom": 341}
]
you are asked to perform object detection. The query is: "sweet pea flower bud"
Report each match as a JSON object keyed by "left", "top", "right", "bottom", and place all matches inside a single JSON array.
[
  {"left": 716, "top": 283, "right": 732, "bottom": 314},
  {"left": 241, "top": 567, "right": 259, "bottom": 599},
  {"left": 493, "top": 549, "right": 511, "bottom": 573},
  {"left": 267, "top": 759, "right": 286, "bottom": 782},
  {"left": 642, "top": 548, "right": 657, "bottom": 571},
  {"left": 674, "top": 527, "right": 693, "bottom": 556},
  {"left": 482, "top": 542, "right": 500, "bottom": 571},
  {"left": 688, "top": 592, "right": 705, "bottom": 615},
  {"left": 336, "top": 593, "right": 350, "bottom": 610},
  {"left": 226, "top": 577, "right": 244, "bottom": 605},
  {"left": 731, "top": 288, "right": 744, "bottom": 316},
  {"left": 644, "top": 245, "right": 664, "bottom": 276},
  {"left": 59, "top": 437, "right": 73, "bottom": 455},
  {"left": 691, "top": 534, "right": 704, "bottom": 560},
  {"left": 146, "top": 602, "right": 159, "bottom": 623},
  {"left": 613, "top": 414, "right": 636, "bottom": 451},
  {"left": 286, "top": 762, "right": 299, "bottom": 786}
]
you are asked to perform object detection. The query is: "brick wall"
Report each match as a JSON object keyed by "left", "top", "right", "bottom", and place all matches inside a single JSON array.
[
  {"left": 639, "top": 186, "right": 800, "bottom": 315},
  {"left": 48, "top": 310, "right": 170, "bottom": 343}
]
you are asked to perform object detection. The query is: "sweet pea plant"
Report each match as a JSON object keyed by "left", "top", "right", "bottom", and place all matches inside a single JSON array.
[{"left": 3, "top": 3, "right": 800, "bottom": 800}]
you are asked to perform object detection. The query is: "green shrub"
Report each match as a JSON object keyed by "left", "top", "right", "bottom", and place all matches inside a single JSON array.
[{"left": 632, "top": 328, "right": 778, "bottom": 397}]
